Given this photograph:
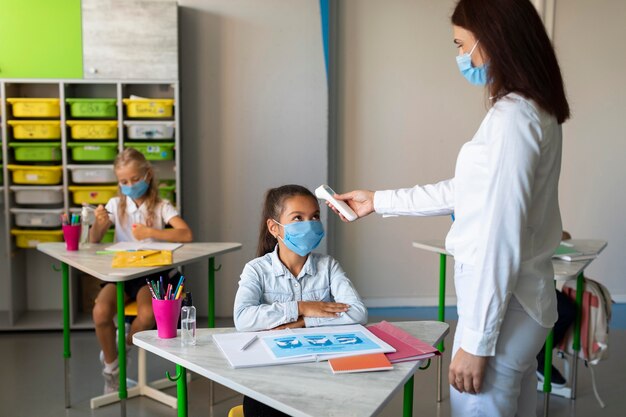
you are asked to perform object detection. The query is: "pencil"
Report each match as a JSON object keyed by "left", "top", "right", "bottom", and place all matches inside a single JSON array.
[
  {"left": 152, "top": 281, "right": 161, "bottom": 300},
  {"left": 173, "top": 275, "right": 184, "bottom": 300},
  {"left": 146, "top": 279, "right": 158, "bottom": 299}
]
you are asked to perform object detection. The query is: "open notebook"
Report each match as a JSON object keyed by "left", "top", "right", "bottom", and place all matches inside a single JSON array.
[
  {"left": 212, "top": 324, "right": 395, "bottom": 369},
  {"left": 105, "top": 242, "right": 183, "bottom": 252}
]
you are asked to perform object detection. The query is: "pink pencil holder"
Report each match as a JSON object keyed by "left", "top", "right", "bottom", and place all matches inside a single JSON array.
[
  {"left": 62, "top": 224, "right": 81, "bottom": 251},
  {"left": 152, "top": 298, "right": 183, "bottom": 339}
]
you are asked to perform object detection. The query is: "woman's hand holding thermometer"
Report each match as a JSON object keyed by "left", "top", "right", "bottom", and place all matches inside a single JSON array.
[
  {"left": 315, "top": 185, "right": 359, "bottom": 221},
  {"left": 316, "top": 185, "right": 375, "bottom": 222}
]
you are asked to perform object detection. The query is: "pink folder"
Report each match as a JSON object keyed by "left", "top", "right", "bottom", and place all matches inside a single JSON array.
[{"left": 367, "top": 321, "right": 441, "bottom": 363}]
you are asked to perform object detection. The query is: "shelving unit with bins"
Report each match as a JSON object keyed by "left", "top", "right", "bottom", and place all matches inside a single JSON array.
[{"left": 0, "top": 79, "right": 180, "bottom": 330}]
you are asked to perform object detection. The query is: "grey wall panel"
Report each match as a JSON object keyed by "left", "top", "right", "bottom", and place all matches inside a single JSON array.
[{"left": 83, "top": 0, "right": 178, "bottom": 80}]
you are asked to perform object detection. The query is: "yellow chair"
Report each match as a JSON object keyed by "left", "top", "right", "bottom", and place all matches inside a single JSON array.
[
  {"left": 228, "top": 405, "right": 244, "bottom": 417},
  {"left": 124, "top": 300, "right": 138, "bottom": 316}
]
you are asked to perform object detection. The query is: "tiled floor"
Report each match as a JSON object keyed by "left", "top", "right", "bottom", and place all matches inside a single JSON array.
[{"left": 1, "top": 317, "right": 624, "bottom": 417}]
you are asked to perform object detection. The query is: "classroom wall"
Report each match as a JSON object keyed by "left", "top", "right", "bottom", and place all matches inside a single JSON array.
[
  {"left": 554, "top": 0, "right": 626, "bottom": 301},
  {"left": 177, "top": 0, "right": 329, "bottom": 317},
  {"left": 333, "top": 0, "right": 483, "bottom": 307},
  {"left": 334, "top": 0, "right": 626, "bottom": 306}
]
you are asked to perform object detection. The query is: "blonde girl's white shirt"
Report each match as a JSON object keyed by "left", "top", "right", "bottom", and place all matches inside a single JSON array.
[
  {"left": 374, "top": 93, "right": 561, "bottom": 356},
  {"left": 105, "top": 197, "right": 179, "bottom": 243}
]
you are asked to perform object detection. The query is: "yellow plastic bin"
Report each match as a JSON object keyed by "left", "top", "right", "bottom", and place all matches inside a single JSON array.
[
  {"left": 67, "top": 120, "right": 118, "bottom": 140},
  {"left": 122, "top": 98, "right": 174, "bottom": 118},
  {"left": 68, "top": 185, "right": 118, "bottom": 205},
  {"left": 11, "top": 229, "right": 63, "bottom": 249},
  {"left": 7, "top": 120, "right": 61, "bottom": 140},
  {"left": 6, "top": 98, "right": 61, "bottom": 118},
  {"left": 7, "top": 165, "right": 63, "bottom": 185}
]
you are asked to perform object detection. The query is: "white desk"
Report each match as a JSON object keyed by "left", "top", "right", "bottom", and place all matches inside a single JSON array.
[
  {"left": 134, "top": 321, "right": 449, "bottom": 417},
  {"left": 37, "top": 242, "right": 241, "bottom": 416},
  {"left": 412, "top": 238, "right": 607, "bottom": 416}
]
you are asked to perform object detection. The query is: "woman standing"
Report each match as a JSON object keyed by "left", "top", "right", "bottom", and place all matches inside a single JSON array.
[{"left": 332, "top": 0, "right": 569, "bottom": 415}]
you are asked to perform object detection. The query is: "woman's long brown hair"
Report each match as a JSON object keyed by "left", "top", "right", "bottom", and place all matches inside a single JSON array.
[
  {"left": 256, "top": 185, "right": 318, "bottom": 257},
  {"left": 114, "top": 148, "right": 160, "bottom": 228},
  {"left": 452, "top": 0, "right": 570, "bottom": 124}
]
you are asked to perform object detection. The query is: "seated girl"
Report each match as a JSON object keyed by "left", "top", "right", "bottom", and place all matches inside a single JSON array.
[
  {"left": 234, "top": 184, "right": 368, "bottom": 416},
  {"left": 234, "top": 184, "right": 367, "bottom": 331}
]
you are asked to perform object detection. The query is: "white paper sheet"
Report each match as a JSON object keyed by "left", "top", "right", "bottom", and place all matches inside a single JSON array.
[{"left": 105, "top": 242, "right": 183, "bottom": 251}]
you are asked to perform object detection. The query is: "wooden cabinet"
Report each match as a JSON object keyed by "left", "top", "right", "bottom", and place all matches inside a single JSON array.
[
  {"left": 82, "top": 0, "right": 178, "bottom": 80},
  {"left": 0, "top": 0, "right": 177, "bottom": 81}
]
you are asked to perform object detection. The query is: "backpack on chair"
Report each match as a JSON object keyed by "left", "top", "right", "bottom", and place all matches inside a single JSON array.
[{"left": 558, "top": 277, "right": 613, "bottom": 407}]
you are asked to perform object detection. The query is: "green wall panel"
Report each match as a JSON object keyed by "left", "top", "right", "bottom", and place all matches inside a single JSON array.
[{"left": 0, "top": 0, "right": 82, "bottom": 79}]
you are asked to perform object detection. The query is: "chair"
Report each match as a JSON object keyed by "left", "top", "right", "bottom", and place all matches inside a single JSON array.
[
  {"left": 90, "top": 301, "right": 179, "bottom": 409},
  {"left": 228, "top": 405, "right": 244, "bottom": 417}
]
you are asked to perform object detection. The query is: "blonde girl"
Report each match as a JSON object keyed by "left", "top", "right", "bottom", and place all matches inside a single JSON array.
[{"left": 90, "top": 148, "right": 192, "bottom": 394}]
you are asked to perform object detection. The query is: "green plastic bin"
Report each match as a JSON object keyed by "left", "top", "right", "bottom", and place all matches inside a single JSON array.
[
  {"left": 125, "top": 142, "right": 175, "bottom": 161},
  {"left": 101, "top": 228, "right": 115, "bottom": 243},
  {"left": 9, "top": 142, "right": 62, "bottom": 162},
  {"left": 158, "top": 182, "right": 175, "bottom": 201},
  {"left": 67, "top": 142, "right": 118, "bottom": 161},
  {"left": 66, "top": 98, "right": 117, "bottom": 118}
]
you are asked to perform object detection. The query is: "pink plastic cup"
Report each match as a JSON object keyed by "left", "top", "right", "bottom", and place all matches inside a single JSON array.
[
  {"left": 62, "top": 224, "right": 81, "bottom": 251},
  {"left": 152, "top": 298, "right": 183, "bottom": 339}
]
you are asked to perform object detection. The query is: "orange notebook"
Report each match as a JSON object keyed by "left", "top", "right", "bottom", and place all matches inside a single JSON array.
[{"left": 328, "top": 353, "right": 393, "bottom": 374}]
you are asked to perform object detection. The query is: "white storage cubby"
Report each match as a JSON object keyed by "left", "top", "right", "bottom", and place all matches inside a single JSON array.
[
  {"left": 1, "top": 80, "right": 181, "bottom": 330},
  {"left": 10, "top": 208, "right": 65, "bottom": 228}
]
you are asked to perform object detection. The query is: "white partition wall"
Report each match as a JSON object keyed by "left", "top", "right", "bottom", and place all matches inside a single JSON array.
[
  {"left": 178, "top": 0, "right": 329, "bottom": 317},
  {"left": 334, "top": 0, "right": 626, "bottom": 307}
]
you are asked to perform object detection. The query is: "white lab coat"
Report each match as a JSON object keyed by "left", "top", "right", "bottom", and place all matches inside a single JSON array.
[{"left": 374, "top": 93, "right": 560, "bottom": 356}]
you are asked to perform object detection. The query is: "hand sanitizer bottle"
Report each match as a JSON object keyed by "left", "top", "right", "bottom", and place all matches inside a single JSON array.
[
  {"left": 80, "top": 206, "right": 92, "bottom": 244},
  {"left": 181, "top": 292, "right": 196, "bottom": 346}
]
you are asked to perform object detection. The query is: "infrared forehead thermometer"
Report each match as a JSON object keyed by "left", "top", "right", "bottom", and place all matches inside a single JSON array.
[{"left": 315, "top": 185, "right": 358, "bottom": 222}]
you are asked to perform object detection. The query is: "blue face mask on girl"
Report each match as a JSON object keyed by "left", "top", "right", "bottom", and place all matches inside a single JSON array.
[
  {"left": 120, "top": 177, "right": 149, "bottom": 200},
  {"left": 456, "top": 40, "right": 488, "bottom": 86},
  {"left": 273, "top": 220, "right": 325, "bottom": 257}
]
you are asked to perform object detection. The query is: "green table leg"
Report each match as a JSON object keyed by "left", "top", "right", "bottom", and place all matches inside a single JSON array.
[
  {"left": 437, "top": 254, "right": 447, "bottom": 402},
  {"left": 542, "top": 328, "right": 554, "bottom": 416},
  {"left": 542, "top": 279, "right": 559, "bottom": 417},
  {"left": 403, "top": 375, "right": 414, "bottom": 417},
  {"left": 571, "top": 272, "right": 584, "bottom": 399},
  {"left": 62, "top": 262, "right": 71, "bottom": 408},
  {"left": 177, "top": 365, "right": 188, "bottom": 417},
  {"left": 208, "top": 257, "right": 215, "bottom": 328},
  {"left": 117, "top": 282, "right": 127, "bottom": 417}
]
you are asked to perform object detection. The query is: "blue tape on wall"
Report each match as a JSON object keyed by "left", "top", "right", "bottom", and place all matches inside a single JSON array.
[{"left": 319, "top": 0, "right": 330, "bottom": 84}]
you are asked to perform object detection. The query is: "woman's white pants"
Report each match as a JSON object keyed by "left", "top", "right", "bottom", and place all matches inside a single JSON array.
[{"left": 450, "top": 264, "right": 549, "bottom": 417}]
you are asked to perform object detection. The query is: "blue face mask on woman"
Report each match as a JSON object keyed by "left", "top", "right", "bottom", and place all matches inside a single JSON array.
[
  {"left": 456, "top": 40, "right": 488, "bottom": 86},
  {"left": 120, "top": 177, "right": 149, "bottom": 200},
  {"left": 274, "top": 220, "right": 325, "bottom": 257}
]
